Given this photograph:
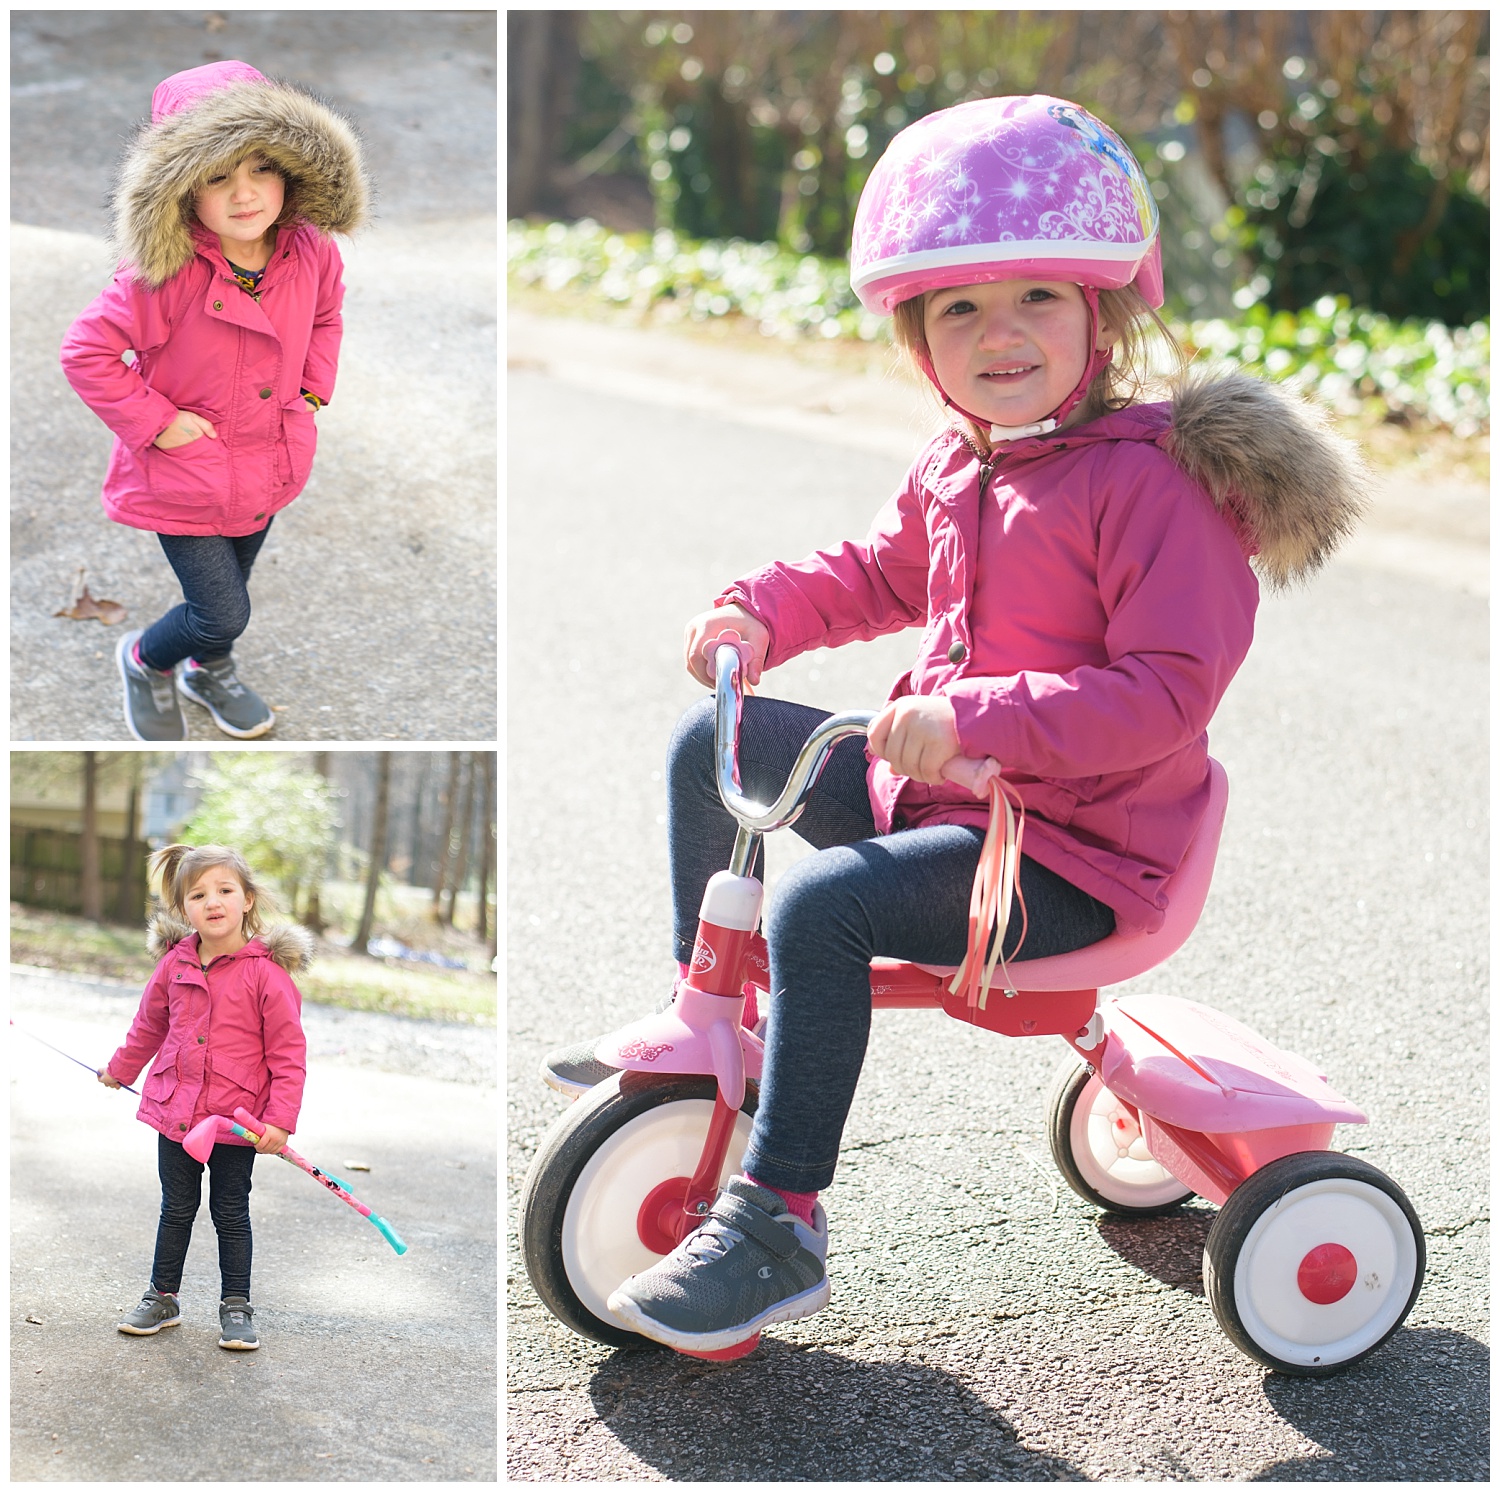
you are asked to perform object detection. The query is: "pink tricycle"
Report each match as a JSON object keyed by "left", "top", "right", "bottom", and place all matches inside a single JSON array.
[{"left": 521, "top": 642, "right": 1424, "bottom": 1375}]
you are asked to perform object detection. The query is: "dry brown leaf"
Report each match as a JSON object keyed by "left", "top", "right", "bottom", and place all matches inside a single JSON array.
[{"left": 54, "top": 586, "right": 127, "bottom": 625}]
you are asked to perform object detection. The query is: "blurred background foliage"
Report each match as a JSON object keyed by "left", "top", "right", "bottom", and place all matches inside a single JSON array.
[{"left": 510, "top": 10, "right": 1488, "bottom": 328}]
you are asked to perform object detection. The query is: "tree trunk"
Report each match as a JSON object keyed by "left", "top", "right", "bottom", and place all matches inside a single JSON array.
[
  {"left": 431, "top": 751, "right": 460, "bottom": 915},
  {"left": 80, "top": 751, "right": 103, "bottom": 923},
  {"left": 475, "top": 752, "right": 495, "bottom": 944},
  {"left": 355, "top": 753, "right": 392, "bottom": 955},
  {"left": 442, "top": 753, "right": 477, "bottom": 928},
  {"left": 407, "top": 753, "right": 429, "bottom": 886},
  {"left": 507, "top": 11, "right": 580, "bottom": 218},
  {"left": 116, "top": 755, "right": 143, "bottom": 922},
  {"left": 304, "top": 751, "right": 332, "bottom": 933}
]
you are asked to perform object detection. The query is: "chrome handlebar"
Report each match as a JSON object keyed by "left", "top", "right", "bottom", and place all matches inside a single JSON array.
[{"left": 712, "top": 643, "right": 874, "bottom": 843}]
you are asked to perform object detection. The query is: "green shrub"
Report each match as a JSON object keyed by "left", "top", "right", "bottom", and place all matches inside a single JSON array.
[{"left": 510, "top": 220, "right": 1489, "bottom": 434}]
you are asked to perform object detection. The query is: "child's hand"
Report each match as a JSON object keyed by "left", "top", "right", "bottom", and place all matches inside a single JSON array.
[
  {"left": 684, "top": 604, "right": 770, "bottom": 688},
  {"left": 154, "top": 410, "right": 218, "bottom": 449},
  {"left": 252, "top": 1123, "right": 290, "bottom": 1155},
  {"left": 97, "top": 1067, "right": 122, "bottom": 1089},
  {"left": 867, "top": 695, "right": 963, "bottom": 785}
]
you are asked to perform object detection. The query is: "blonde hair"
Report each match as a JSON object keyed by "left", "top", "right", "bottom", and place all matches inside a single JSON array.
[
  {"left": 149, "top": 843, "right": 273, "bottom": 938},
  {"left": 891, "top": 283, "right": 1186, "bottom": 452}
]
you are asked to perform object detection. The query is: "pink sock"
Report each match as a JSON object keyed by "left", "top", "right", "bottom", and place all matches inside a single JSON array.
[{"left": 743, "top": 1171, "right": 818, "bottom": 1225}]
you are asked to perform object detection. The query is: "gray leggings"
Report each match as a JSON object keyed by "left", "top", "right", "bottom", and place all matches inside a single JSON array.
[{"left": 665, "top": 695, "right": 1115, "bottom": 1193}]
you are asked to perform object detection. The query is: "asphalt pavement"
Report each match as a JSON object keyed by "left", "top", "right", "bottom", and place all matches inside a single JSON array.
[
  {"left": 11, "top": 972, "right": 497, "bottom": 1481},
  {"left": 10, "top": 11, "right": 497, "bottom": 741},
  {"left": 506, "top": 355, "right": 1487, "bottom": 1480}
]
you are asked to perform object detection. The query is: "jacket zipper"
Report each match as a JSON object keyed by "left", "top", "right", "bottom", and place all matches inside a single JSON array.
[{"left": 956, "top": 427, "right": 995, "bottom": 495}]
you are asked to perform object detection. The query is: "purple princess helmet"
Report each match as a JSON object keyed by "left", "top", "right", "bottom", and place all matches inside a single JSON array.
[{"left": 850, "top": 95, "right": 1163, "bottom": 436}]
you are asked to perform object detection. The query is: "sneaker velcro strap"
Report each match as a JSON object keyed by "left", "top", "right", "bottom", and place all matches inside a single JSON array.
[{"left": 710, "top": 1193, "right": 799, "bottom": 1261}]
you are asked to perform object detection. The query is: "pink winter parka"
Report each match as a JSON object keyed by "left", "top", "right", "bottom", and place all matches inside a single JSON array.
[
  {"left": 106, "top": 915, "right": 313, "bottom": 1146},
  {"left": 61, "top": 225, "right": 345, "bottom": 536},
  {"left": 58, "top": 60, "right": 370, "bottom": 537},
  {"left": 721, "top": 373, "right": 1366, "bottom": 934}
]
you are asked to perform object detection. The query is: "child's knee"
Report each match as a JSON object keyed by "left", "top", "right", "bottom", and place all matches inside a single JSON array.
[
  {"left": 666, "top": 696, "right": 717, "bottom": 775},
  {"left": 766, "top": 849, "right": 868, "bottom": 950}
]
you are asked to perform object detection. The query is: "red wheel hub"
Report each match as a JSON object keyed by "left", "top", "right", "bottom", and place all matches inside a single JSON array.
[
  {"left": 637, "top": 1176, "right": 708, "bottom": 1255},
  {"left": 1296, "top": 1242, "right": 1359, "bottom": 1304}
]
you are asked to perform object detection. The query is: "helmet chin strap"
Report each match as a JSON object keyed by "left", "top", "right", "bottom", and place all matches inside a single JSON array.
[{"left": 920, "top": 284, "right": 1112, "bottom": 444}]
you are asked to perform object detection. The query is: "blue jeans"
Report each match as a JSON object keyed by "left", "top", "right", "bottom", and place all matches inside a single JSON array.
[
  {"left": 150, "top": 1134, "right": 256, "bottom": 1299},
  {"left": 137, "top": 520, "right": 273, "bottom": 672},
  {"left": 666, "top": 696, "right": 1115, "bottom": 1193}
]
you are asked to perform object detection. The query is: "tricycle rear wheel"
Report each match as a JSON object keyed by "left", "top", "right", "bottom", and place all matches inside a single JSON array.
[
  {"left": 1046, "top": 1056, "right": 1194, "bottom": 1215},
  {"left": 519, "top": 1071, "right": 757, "bottom": 1347},
  {"left": 1203, "top": 1150, "right": 1424, "bottom": 1376}
]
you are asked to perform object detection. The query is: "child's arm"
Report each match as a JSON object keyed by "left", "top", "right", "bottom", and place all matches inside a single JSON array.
[
  {"left": 59, "top": 274, "right": 184, "bottom": 451},
  {"left": 105, "top": 959, "right": 174, "bottom": 1087},
  {"left": 297, "top": 237, "right": 346, "bottom": 406},
  {"left": 716, "top": 468, "right": 933, "bottom": 670},
  {"left": 259, "top": 971, "right": 308, "bottom": 1139}
]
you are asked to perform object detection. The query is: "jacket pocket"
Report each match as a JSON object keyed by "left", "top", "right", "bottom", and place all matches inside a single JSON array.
[
  {"left": 143, "top": 1047, "right": 180, "bottom": 1102},
  {"left": 1024, "top": 773, "right": 1101, "bottom": 828},
  {"left": 144, "top": 432, "right": 230, "bottom": 522},
  {"left": 278, "top": 399, "right": 318, "bottom": 491},
  {"left": 206, "top": 1051, "right": 269, "bottom": 1118}
]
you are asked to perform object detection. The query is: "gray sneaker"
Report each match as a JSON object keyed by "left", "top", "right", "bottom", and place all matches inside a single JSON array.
[
  {"left": 118, "top": 1287, "right": 181, "bottom": 1335},
  {"left": 178, "top": 655, "right": 274, "bottom": 739},
  {"left": 607, "top": 1175, "right": 829, "bottom": 1352},
  {"left": 217, "top": 1296, "right": 259, "bottom": 1350},
  {"left": 117, "top": 630, "right": 187, "bottom": 742}
]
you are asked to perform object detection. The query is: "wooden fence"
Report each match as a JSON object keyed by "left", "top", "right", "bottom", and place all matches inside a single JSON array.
[{"left": 11, "top": 827, "right": 149, "bottom": 924}]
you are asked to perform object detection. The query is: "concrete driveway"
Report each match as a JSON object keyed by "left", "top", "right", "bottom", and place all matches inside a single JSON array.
[
  {"left": 506, "top": 342, "right": 1487, "bottom": 1479},
  {"left": 11, "top": 10, "right": 496, "bottom": 741},
  {"left": 11, "top": 972, "right": 497, "bottom": 1482}
]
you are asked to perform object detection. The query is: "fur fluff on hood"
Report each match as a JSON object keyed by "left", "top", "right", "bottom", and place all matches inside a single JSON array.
[
  {"left": 113, "top": 66, "right": 371, "bottom": 287},
  {"left": 148, "top": 910, "right": 315, "bottom": 975},
  {"left": 1161, "top": 369, "right": 1371, "bottom": 589}
]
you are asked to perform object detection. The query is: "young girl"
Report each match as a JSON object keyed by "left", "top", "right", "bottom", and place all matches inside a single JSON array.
[
  {"left": 60, "top": 60, "right": 370, "bottom": 742},
  {"left": 544, "top": 95, "right": 1367, "bottom": 1354},
  {"left": 99, "top": 843, "right": 312, "bottom": 1351}
]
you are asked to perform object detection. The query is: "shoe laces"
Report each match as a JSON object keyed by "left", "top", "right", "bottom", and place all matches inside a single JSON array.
[
  {"left": 203, "top": 661, "right": 246, "bottom": 697},
  {"left": 681, "top": 1215, "right": 742, "bottom": 1262}
]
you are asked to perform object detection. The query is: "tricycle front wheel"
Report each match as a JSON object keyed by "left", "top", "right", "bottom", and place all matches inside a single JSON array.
[
  {"left": 1203, "top": 1150, "right": 1424, "bottom": 1376},
  {"left": 519, "top": 1071, "right": 756, "bottom": 1348}
]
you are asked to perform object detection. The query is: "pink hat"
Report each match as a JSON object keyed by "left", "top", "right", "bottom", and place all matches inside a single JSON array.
[
  {"left": 851, "top": 95, "right": 1163, "bottom": 315},
  {"left": 151, "top": 60, "right": 268, "bottom": 124}
]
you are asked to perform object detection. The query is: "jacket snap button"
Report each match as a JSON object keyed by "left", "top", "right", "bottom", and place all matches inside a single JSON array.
[
  {"left": 178, "top": 1123, "right": 188, "bottom": 1132},
  {"left": 253, "top": 511, "right": 265, "bottom": 521},
  {"left": 259, "top": 387, "right": 273, "bottom": 399},
  {"left": 947, "top": 641, "right": 966, "bottom": 664},
  {"left": 198, "top": 1036, "right": 206, "bottom": 1044},
  {"left": 213, "top": 299, "right": 223, "bottom": 310}
]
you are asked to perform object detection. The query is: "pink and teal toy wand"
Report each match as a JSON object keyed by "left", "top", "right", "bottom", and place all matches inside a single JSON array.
[{"left": 185, "top": 1106, "right": 408, "bottom": 1255}]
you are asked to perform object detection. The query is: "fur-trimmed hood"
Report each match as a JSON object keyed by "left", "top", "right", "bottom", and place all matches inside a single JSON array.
[
  {"left": 112, "top": 59, "right": 371, "bottom": 287},
  {"left": 148, "top": 910, "right": 316, "bottom": 974},
  {"left": 1159, "top": 369, "right": 1370, "bottom": 589}
]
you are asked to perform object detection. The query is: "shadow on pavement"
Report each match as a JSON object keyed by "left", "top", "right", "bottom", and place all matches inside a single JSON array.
[
  {"left": 1249, "top": 1328, "right": 1489, "bottom": 1480},
  {"left": 585, "top": 1340, "right": 1085, "bottom": 1481}
]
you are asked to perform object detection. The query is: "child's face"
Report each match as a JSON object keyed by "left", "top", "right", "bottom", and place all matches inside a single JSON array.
[
  {"left": 193, "top": 153, "right": 285, "bottom": 251},
  {"left": 922, "top": 280, "right": 1110, "bottom": 428},
  {"left": 184, "top": 866, "right": 253, "bottom": 946}
]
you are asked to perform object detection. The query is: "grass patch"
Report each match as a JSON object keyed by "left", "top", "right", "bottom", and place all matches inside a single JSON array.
[{"left": 10, "top": 904, "right": 495, "bottom": 1025}]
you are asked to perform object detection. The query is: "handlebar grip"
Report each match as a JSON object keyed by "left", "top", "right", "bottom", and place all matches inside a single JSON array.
[
  {"left": 941, "top": 755, "right": 1003, "bottom": 797},
  {"left": 702, "top": 629, "right": 753, "bottom": 667}
]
